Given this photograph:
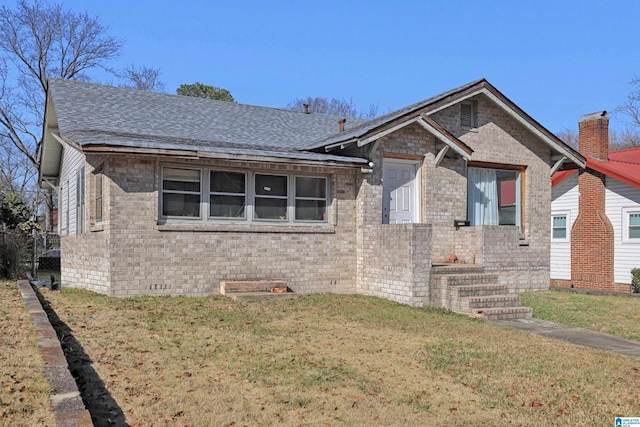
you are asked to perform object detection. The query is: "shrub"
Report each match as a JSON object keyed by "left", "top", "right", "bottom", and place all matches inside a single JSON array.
[{"left": 632, "top": 268, "right": 640, "bottom": 293}]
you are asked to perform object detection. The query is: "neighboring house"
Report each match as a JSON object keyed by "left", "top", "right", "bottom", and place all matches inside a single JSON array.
[
  {"left": 39, "top": 78, "right": 584, "bottom": 317},
  {"left": 551, "top": 111, "right": 640, "bottom": 291}
]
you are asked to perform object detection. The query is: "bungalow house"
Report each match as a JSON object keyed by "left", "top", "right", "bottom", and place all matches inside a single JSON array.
[
  {"left": 39, "top": 78, "right": 584, "bottom": 319},
  {"left": 551, "top": 111, "right": 640, "bottom": 291}
]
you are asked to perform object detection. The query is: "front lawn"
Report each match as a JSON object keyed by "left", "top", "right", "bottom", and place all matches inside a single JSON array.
[
  {"left": 37, "top": 287, "right": 640, "bottom": 426},
  {"left": 0, "top": 281, "right": 54, "bottom": 425},
  {"left": 521, "top": 290, "right": 640, "bottom": 341}
]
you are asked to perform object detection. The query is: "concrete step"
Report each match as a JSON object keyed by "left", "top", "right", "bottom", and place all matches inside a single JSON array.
[
  {"left": 460, "top": 294, "right": 521, "bottom": 309},
  {"left": 470, "top": 306, "right": 533, "bottom": 321},
  {"left": 225, "top": 291, "right": 299, "bottom": 302},
  {"left": 431, "top": 265, "right": 485, "bottom": 275},
  {"left": 440, "top": 273, "right": 500, "bottom": 286},
  {"left": 455, "top": 284, "right": 508, "bottom": 297}
]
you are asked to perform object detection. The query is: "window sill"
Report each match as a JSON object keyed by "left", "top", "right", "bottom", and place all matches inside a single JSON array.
[
  {"left": 156, "top": 222, "right": 336, "bottom": 234},
  {"left": 90, "top": 224, "right": 104, "bottom": 232}
]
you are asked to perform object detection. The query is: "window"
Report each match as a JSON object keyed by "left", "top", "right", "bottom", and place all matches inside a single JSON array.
[
  {"left": 210, "top": 171, "right": 246, "bottom": 218},
  {"left": 162, "top": 167, "right": 201, "bottom": 217},
  {"left": 460, "top": 101, "right": 477, "bottom": 128},
  {"left": 295, "top": 176, "right": 327, "bottom": 221},
  {"left": 551, "top": 213, "right": 569, "bottom": 240},
  {"left": 623, "top": 208, "right": 640, "bottom": 242},
  {"left": 467, "top": 167, "right": 521, "bottom": 227},
  {"left": 76, "top": 167, "right": 85, "bottom": 234},
  {"left": 95, "top": 173, "right": 103, "bottom": 223},
  {"left": 255, "top": 174, "right": 288, "bottom": 220},
  {"left": 631, "top": 213, "right": 640, "bottom": 239},
  {"left": 161, "top": 166, "right": 329, "bottom": 224}
]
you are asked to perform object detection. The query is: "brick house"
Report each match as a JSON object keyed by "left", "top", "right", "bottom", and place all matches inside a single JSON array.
[
  {"left": 39, "top": 78, "right": 584, "bottom": 318},
  {"left": 551, "top": 112, "right": 640, "bottom": 291}
]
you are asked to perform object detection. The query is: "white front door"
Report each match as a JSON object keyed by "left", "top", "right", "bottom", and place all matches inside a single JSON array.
[{"left": 382, "top": 159, "right": 419, "bottom": 224}]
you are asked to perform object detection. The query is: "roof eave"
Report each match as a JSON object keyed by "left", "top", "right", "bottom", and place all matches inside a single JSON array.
[
  {"left": 587, "top": 158, "right": 640, "bottom": 190},
  {"left": 82, "top": 144, "right": 368, "bottom": 168}
]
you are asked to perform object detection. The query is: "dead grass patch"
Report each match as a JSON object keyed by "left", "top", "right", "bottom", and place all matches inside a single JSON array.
[
  {"left": 41, "top": 288, "right": 640, "bottom": 426},
  {"left": 0, "top": 281, "right": 54, "bottom": 425},
  {"left": 521, "top": 291, "right": 640, "bottom": 340}
]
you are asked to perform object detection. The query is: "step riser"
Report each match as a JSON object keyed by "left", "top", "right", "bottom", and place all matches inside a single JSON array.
[
  {"left": 435, "top": 274, "right": 499, "bottom": 287},
  {"left": 471, "top": 308, "right": 533, "bottom": 321},
  {"left": 455, "top": 285, "right": 508, "bottom": 298},
  {"left": 464, "top": 296, "right": 521, "bottom": 309}
]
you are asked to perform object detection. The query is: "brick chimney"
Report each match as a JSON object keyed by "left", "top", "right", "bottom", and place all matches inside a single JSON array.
[{"left": 570, "top": 111, "right": 615, "bottom": 290}]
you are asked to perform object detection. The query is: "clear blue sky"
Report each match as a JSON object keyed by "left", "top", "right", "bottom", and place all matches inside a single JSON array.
[{"left": 57, "top": 0, "right": 640, "bottom": 134}]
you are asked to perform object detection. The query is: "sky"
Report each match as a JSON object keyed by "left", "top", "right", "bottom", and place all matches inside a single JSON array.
[{"left": 35, "top": 0, "right": 640, "bottom": 134}]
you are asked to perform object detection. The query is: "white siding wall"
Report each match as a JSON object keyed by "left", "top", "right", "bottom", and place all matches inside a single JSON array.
[
  {"left": 606, "top": 178, "right": 640, "bottom": 284},
  {"left": 58, "top": 144, "right": 86, "bottom": 237},
  {"left": 550, "top": 173, "right": 578, "bottom": 280}
]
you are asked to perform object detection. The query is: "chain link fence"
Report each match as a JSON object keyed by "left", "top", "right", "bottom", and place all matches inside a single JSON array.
[{"left": 0, "top": 230, "right": 60, "bottom": 279}]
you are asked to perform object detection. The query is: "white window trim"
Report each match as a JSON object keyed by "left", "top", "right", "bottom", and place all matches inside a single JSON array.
[
  {"left": 551, "top": 211, "right": 570, "bottom": 242},
  {"left": 622, "top": 207, "right": 640, "bottom": 243},
  {"left": 160, "top": 165, "right": 331, "bottom": 225}
]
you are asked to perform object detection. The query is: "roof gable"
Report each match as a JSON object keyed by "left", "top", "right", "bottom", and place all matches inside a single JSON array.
[{"left": 313, "top": 79, "right": 585, "bottom": 169}]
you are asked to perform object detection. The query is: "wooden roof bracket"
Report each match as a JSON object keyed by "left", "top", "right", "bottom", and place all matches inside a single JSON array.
[
  {"left": 550, "top": 156, "right": 567, "bottom": 176},
  {"left": 435, "top": 145, "right": 449, "bottom": 167}
]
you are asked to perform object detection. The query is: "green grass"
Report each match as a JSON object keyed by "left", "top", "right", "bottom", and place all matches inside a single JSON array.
[
  {"left": 0, "top": 281, "right": 54, "bottom": 425},
  {"left": 521, "top": 290, "right": 640, "bottom": 340},
  {"left": 37, "top": 287, "right": 640, "bottom": 426}
]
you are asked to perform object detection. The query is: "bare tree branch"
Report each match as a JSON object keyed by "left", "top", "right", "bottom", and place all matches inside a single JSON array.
[
  {"left": 0, "top": 0, "right": 123, "bottom": 172},
  {"left": 117, "top": 64, "right": 165, "bottom": 92},
  {"left": 287, "top": 96, "right": 379, "bottom": 119}
]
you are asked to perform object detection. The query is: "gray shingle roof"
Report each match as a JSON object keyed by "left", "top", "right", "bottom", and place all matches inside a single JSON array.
[
  {"left": 305, "top": 79, "right": 486, "bottom": 149},
  {"left": 48, "top": 79, "right": 370, "bottom": 164}
]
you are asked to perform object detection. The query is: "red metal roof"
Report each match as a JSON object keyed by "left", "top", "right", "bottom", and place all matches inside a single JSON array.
[
  {"left": 552, "top": 147, "right": 640, "bottom": 190},
  {"left": 552, "top": 169, "right": 577, "bottom": 187}
]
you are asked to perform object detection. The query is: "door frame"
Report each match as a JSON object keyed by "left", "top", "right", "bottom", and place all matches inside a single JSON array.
[{"left": 382, "top": 157, "right": 421, "bottom": 224}]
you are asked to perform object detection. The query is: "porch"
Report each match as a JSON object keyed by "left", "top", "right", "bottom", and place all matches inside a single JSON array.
[{"left": 358, "top": 223, "right": 541, "bottom": 319}]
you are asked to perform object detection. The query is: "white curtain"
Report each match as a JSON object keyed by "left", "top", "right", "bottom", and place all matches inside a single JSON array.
[{"left": 467, "top": 168, "right": 498, "bottom": 225}]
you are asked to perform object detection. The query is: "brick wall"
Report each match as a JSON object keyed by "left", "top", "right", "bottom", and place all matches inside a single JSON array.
[
  {"left": 359, "top": 224, "right": 432, "bottom": 307},
  {"left": 62, "top": 154, "right": 360, "bottom": 297},
  {"left": 570, "top": 112, "right": 616, "bottom": 290}
]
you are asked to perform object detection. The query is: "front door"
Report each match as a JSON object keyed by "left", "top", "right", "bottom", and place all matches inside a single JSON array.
[{"left": 382, "top": 159, "right": 419, "bottom": 224}]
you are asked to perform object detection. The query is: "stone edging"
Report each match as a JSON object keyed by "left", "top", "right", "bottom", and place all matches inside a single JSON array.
[{"left": 17, "top": 280, "right": 93, "bottom": 427}]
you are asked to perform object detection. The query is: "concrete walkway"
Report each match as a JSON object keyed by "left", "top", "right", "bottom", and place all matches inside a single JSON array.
[{"left": 495, "top": 317, "right": 640, "bottom": 359}]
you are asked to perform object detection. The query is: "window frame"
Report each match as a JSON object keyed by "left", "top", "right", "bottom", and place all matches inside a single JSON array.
[
  {"left": 161, "top": 166, "right": 203, "bottom": 219},
  {"left": 208, "top": 170, "right": 247, "bottom": 220},
  {"left": 94, "top": 172, "right": 103, "bottom": 224},
  {"left": 551, "top": 211, "right": 570, "bottom": 242},
  {"left": 294, "top": 175, "right": 328, "bottom": 222},
  {"left": 159, "top": 165, "right": 331, "bottom": 225},
  {"left": 622, "top": 207, "right": 640, "bottom": 243},
  {"left": 467, "top": 163, "right": 523, "bottom": 229},
  {"left": 254, "top": 173, "right": 289, "bottom": 222},
  {"left": 76, "top": 167, "right": 85, "bottom": 235}
]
